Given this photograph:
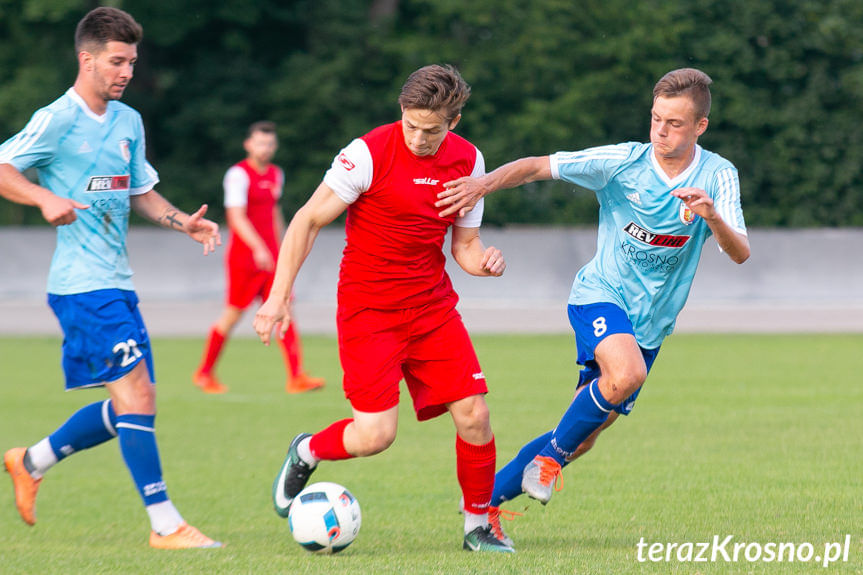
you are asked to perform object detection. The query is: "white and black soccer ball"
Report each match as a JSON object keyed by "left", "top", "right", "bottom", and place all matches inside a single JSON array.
[{"left": 288, "top": 482, "right": 362, "bottom": 554}]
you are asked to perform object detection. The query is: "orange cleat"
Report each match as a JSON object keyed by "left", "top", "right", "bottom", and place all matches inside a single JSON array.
[
  {"left": 285, "top": 373, "right": 325, "bottom": 394},
  {"left": 193, "top": 370, "right": 228, "bottom": 394},
  {"left": 149, "top": 522, "right": 223, "bottom": 549},
  {"left": 4, "top": 447, "right": 42, "bottom": 526}
]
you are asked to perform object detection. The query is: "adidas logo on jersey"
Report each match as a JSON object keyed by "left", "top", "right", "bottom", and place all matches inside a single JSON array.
[
  {"left": 626, "top": 192, "right": 642, "bottom": 205},
  {"left": 77, "top": 140, "right": 92, "bottom": 154},
  {"left": 413, "top": 177, "right": 440, "bottom": 185}
]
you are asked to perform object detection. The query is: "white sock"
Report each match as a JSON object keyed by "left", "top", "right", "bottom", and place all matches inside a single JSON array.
[
  {"left": 463, "top": 511, "right": 488, "bottom": 534},
  {"left": 27, "top": 438, "right": 58, "bottom": 479},
  {"left": 297, "top": 436, "right": 319, "bottom": 467},
  {"left": 146, "top": 500, "right": 184, "bottom": 535}
]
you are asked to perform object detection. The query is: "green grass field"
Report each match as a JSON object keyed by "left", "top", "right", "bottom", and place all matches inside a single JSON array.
[{"left": 1, "top": 334, "right": 861, "bottom": 574}]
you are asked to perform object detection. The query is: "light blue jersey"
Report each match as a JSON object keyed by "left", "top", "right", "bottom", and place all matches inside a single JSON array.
[
  {"left": 0, "top": 88, "right": 158, "bottom": 295},
  {"left": 551, "top": 142, "right": 746, "bottom": 348}
]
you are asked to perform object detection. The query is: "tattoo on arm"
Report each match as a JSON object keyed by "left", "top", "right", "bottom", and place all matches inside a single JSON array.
[{"left": 162, "top": 209, "right": 184, "bottom": 230}]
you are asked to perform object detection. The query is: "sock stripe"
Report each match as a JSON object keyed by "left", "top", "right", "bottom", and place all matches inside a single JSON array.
[
  {"left": 588, "top": 380, "right": 612, "bottom": 413},
  {"left": 101, "top": 400, "right": 117, "bottom": 437},
  {"left": 116, "top": 422, "right": 155, "bottom": 433}
]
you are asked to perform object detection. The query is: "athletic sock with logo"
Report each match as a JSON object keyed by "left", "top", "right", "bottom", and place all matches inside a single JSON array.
[
  {"left": 538, "top": 378, "right": 616, "bottom": 465},
  {"left": 25, "top": 399, "right": 118, "bottom": 479},
  {"left": 457, "top": 435, "right": 495, "bottom": 534},
  {"left": 116, "top": 414, "right": 169, "bottom": 507}
]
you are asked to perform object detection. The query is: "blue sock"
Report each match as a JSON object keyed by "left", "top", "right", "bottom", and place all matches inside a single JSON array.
[
  {"left": 48, "top": 400, "right": 117, "bottom": 461},
  {"left": 116, "top": 414, "right": 168, "bottom": 506},
  {"left": 538, "top": 379, "right": 616, "bottom": 465},
  {"left": 492, "top": 431, "right": 552, "bottom": 506}
]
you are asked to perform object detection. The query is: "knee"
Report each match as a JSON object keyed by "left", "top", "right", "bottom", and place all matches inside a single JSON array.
[
  {"left": 452, "top": 396, "right": 491, "bottom": 443},
  {"left": 600, "top": 367, "right": 646, "bottom": 404}
]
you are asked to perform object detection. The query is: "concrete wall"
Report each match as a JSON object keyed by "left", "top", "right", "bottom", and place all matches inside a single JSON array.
[{"left": 1, "top": 227, "right": 862, "bottom": 335}]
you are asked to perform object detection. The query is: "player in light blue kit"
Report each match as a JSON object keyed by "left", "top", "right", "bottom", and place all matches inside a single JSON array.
[
  {"left": 438, "top": 68, "right": 750, "bottom": 547},
  {"left": 0, "top": 7, "right": 222, "bottom": 548}
]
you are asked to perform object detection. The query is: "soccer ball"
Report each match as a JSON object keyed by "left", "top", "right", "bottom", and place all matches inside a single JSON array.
[{"left": 288, "top": 482, "right": 362, "bottom": 554}]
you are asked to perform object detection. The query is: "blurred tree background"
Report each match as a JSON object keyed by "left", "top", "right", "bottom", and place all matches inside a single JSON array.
[{"left": 1, "top": 0, "right": 862, "bottom": 226}]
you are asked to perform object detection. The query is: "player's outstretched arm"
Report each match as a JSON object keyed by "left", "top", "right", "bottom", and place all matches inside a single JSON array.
[
  {"left": 671, "top": 187, "right": 750, "bottom": 263},
  {"left": 451, "top": 225, "right": 506, "bottom": 277},
  {"left": 130, "top": 190, "right": 221, "bottom": 255},
  {"left": 0, "top": 163, "right": 89, "bottom": 226},
  {"left": 437, "top": 156, "right": 553, "bottom": 218},
  {"left": 253, "top": 182, "right": 348, "bottom": 345}
]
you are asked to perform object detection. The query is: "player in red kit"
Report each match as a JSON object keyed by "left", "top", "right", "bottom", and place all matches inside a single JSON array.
[
  {"left": 195, "top": 122, "right": 324, "bottom": 394},
  {"left": 253, "top": 65, "right": 512, "bottom": 552}
]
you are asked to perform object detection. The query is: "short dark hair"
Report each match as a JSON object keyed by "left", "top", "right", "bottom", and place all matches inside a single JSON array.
[
  {"left": 75, "top": 7, "right": 143, "bottom": 53},
  {"left": 653, "top": 68, "right": 713, "bottom": 120},
  {"left": 247, "top": 121, "right": 277, "bottom": 139},
  {"left": 397, "top": 64, "right": 471, "bottom": 122}
]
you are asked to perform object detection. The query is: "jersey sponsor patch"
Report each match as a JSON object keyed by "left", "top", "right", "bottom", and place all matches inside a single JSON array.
[
  {"left": 85, "top": 175, "right": 130, "bottom": 192},
  {"left": 413, "top": 177, "right": 440, "bottom": 185},
  {"left": 623, "top": 221, "right": 690, "bottom": 248}
]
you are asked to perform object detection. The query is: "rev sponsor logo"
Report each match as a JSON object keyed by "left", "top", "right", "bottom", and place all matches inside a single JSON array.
[
  {"left": 623, "top": 221, "right": 690, "bottom": 248},
  {"left": 85, "top": 175, "right": 130, "bottom": 192}
]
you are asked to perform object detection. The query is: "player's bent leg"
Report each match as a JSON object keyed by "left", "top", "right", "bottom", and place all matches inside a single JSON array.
[
  {"left": 273, "top": 407, "right": 397, "bottom": 518},
  {"left": 593, "top": 333, "right": 647, "bottom": 405},
  {"left": 565, "top": 410, "right": 619, "bottom": 463},
  {"left": 341, "top": 406, "right": 399, "bottom": 457}
]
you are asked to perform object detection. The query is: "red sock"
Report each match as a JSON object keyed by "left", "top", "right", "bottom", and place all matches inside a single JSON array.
[
  {"left": 278, "top": 321, "right": 302, "bottom": 378},
  {"left": 198, "top": 327, "right": 226, "bottom": 374},
  {"left": 309, "top": 419, "right": 354, "bottom": 461},
  {"left": 456, "top": 435, "right": 496, "bottom": 515}
]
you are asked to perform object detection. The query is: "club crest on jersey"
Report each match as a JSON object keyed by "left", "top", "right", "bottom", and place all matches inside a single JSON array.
[
  {"left": 337, "top": 153, "right": 356, "bottom": 171},
  {"left": 118, "top": 139, "right": 131, "bottom": 162},
  {"left": 623, "top": 221, "right": 690, "bottom": 248},
  {"left": 679, "top": 203, "right": 697, "bottom": 225},
  {"left": 85, "top": 175, "right": 130, "bottom": 192}
]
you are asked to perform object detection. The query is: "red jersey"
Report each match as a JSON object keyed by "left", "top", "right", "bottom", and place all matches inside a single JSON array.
[
  {"left": 224, "top": 159, "right": 283, "bottom": 267},
  {"left": 323, "top": 121, "right": 485, "bottom": 310}
]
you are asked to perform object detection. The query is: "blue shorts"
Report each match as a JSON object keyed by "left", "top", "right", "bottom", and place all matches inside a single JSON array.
[
  {"left": 48, "top": 289, "right": 155, "bottom": 390},
  {"left": 568, "top": 303, "right": 660, "bottom": 415}
]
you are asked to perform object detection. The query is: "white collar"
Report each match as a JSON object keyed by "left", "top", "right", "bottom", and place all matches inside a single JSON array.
[
  {"left": 650, "top": 144, "right": 702, "bottom": 187},
  {"left": 66, "top": 87, "right": 108, "bottom": 123}
]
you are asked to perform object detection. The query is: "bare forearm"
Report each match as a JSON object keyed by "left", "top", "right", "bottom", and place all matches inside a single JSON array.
[
  {"left": 269, "top": 211, "right": 320, "bottom": 301},
  {"left": 0, "top": 164, "right": 52, "bottom": 207},
  {"left": 453, "top": 237, "right": 490, "bottom": 276},
  {"left": 707, "top": 216, "right": 750, "bottom": 263},
  {"left": 130, "top": 190, "right": 189, "bottom": 231},
  {"left": 480, "top": 156, "right": 552, "bottom": 194}
]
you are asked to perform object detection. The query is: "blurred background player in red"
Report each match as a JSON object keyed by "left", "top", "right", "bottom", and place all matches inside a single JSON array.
[{"left": 194, "top": 121, "right": 324, "bottom": 394}]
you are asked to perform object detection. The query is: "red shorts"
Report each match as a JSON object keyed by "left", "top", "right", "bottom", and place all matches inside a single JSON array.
[
  {"left": 226, "top": 261, "right": 274, "bottom": 309},
  {"left": 337, "top": 298, "right": 487, "bottom": 421}
]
